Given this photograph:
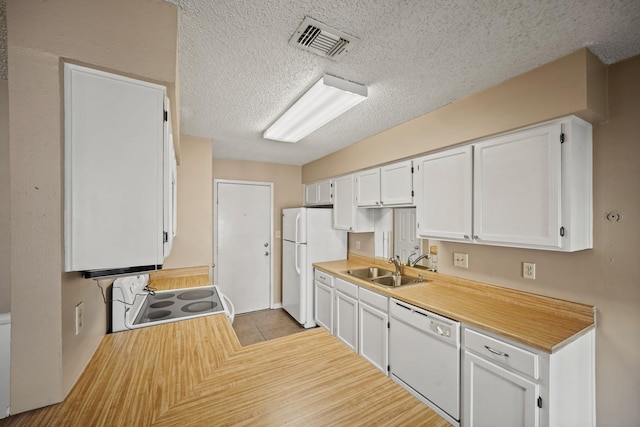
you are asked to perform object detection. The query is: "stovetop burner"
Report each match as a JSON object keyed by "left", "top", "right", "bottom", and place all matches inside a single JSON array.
[
  {"left": 177, "top": 289, "right": 214, "bottom": 300},
  {"left": 133, "top": 285, "right": 224, "bottom": 325}
]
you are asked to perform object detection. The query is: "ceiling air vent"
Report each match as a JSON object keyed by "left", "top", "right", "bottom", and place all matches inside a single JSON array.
[{"left": 289, "top": 16, "right": 359, "bottom": 61}]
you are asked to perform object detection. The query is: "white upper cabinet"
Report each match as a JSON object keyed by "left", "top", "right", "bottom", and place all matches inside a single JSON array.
[
  {"left": 415, "top": 147, "right": 473, "bottom": 241},
  {"left": 474, "top": 117, "right": 592, "bottom": 251},
  {"left": 414, "top": 116, "right": 592, "bottom": 252},
  {"left": 163, "top": 99, "right": 177, "bottom": 258},
  {"left": 304, "top": 179, "right": 332, "bottom": 206},
  {"left": 380, "top": 160, "right": 414, "bottom": 206},
  {"left": 356, "top": 168, "right": 381, "bottom": 206},
  {"left": 333, "top": 174, "right": 374, "bottom": 232},
  {"left": 356, "top": 160, "right": 414, "bottom": 207},
  {"left": 64, "top": 63, "right": 173, "bottom": 273}
]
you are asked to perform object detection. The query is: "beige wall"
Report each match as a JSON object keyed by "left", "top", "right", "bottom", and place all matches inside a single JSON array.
[
  {"left": 348, "top": 232, "right": 375, "bottom": 258},
  {"left": 304, "top": 53, "right": 640, "bottom": 425},
  {"left": 0, "top": 80, "right": 9, "bottom": 313},
  {"left": 164, "top": 135, "right": 212, "bottom": 270},
  {"left": 212, "top": 158, "right": 302, "bottom": 305},
  {"left": 303, "top": 49, "right": 607, "bottom": 183},
  {"left": 7, "top": 0, "right": 177, "bottom": 413}
]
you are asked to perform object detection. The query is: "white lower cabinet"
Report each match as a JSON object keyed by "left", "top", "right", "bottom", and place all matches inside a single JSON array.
[
  {"left": 314, "top": 270, "right": 334, "bottom": 333},
  {"left": 358, "top": 287, "right": 389, "bottom": 374},
  {"left": 464, "top": 351, "right": 539, "bottom": 427},
  {"left": 314, "top": 270, "right": 595, "bottom": 427},
  {"left": 315, "top": 271, "right": 389, "bottom": 374},
  {"left": 334, "top": 278, "right": 359, "bottom": 352},
  {"left": 462, "top": 327, "right": 595, "bottom": 427}
]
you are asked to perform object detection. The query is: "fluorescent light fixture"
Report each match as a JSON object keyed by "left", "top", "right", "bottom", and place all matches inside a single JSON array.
[{"left": 264, "top": 74, "right": 368, "bottom": 143}]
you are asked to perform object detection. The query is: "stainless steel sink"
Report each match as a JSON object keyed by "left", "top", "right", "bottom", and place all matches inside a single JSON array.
[
  {"left": 343, "top": 267, "right": 424, "bottom": 288},
  {"left": 344, "top": 267, "right": 394, "bottom": 280},
  {"left": 370, "top": 275, "right": 420, "bottom": 287}
]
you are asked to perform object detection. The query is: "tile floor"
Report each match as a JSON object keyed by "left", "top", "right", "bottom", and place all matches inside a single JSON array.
[{"left": 232, "top": 308, "right": 306, "bottom": 346}]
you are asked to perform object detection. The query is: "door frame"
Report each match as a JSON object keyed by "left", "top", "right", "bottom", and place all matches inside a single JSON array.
[{"left": 213, "top": 179, "right": 275, "bottom": 309}]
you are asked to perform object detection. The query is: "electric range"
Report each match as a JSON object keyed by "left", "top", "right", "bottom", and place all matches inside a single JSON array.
[{"left": 111, "top": 274, "right": 234, "bottom": 332}]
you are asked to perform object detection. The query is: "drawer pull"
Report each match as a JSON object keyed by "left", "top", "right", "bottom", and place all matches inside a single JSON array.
[{"left": 485, "top": 345, "right": 509, "bottom": 358}]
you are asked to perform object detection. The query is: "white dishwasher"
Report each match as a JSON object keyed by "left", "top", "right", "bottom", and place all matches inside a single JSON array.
[{"left": 389, "top": 298, "right": 460, "bottom": 425}]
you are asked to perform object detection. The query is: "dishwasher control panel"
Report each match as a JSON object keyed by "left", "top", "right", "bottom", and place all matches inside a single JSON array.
[{"left": 430, "top": 321, "right": 451, "bottom": 337}]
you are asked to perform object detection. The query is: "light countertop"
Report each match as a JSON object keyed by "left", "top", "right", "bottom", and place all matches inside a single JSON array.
[{"left": 315, "top": 254, "right": 595, "bottom": 353}]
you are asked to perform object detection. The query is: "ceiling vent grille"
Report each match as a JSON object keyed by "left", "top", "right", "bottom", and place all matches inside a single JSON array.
[{"left": 289, "top": 17, "right": 359, "bottom": 60}]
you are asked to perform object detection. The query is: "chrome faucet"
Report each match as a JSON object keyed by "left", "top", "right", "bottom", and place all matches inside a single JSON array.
[
  {"left": 389, "top": 256, "right": 402, "bottom": 277},
  {"left": 408, "top": 253, "right": 431, "bottom": 267}
]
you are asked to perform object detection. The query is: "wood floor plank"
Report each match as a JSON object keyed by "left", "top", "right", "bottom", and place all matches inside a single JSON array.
[{"left": 1, "top": 316, "right": 449, "bottom": 426}]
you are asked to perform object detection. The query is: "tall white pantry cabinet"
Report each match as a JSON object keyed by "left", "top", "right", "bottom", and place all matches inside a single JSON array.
[{"left": 64, "top": 63, "right": 176, "bottom": 274}]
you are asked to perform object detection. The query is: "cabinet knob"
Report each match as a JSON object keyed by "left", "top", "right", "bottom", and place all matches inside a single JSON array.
[
  {"left": 473, "top": 235, "right": 479, "bottom": 240},
  {"left": 264, "top": 242, "right": 269, "bottom": 247},
  {"left": 264, "top": 252, "right": 269, "bottom": 256},
  {"left": 464, "top": 235, "right": 470, "bottom": 239}
]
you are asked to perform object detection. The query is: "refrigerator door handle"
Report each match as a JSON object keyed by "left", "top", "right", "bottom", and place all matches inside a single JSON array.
[
  {"left": 295, "top": 212, "right": 301, "bottom": 243},
  {"left": 295, "top": 243, "right": 301, "bottom": 275}
]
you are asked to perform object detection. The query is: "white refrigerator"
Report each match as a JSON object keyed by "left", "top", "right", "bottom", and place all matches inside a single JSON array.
[{"left": 282, "top": 208, "right": 347, "bottom": 328}]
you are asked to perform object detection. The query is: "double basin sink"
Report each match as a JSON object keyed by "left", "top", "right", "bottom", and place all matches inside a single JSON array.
[{"left": 343, "top": 267, "right": 423, "bottom": 288}]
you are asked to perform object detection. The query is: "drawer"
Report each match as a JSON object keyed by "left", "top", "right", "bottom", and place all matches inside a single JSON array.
[
  {"left": 359, "top": 286, "right": 388, "bottom": 312},
  {"left": 464, "top": 328, "right": 539, "bottom": 379},
  {"left": 314, "top": 269, "right": 334, "bottom": 287},
  {"left": 335, "top": 278, "right": 358, "bottom": 298}
]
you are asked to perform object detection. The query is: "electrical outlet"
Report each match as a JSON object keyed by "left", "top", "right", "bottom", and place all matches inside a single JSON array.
[
  {"left": 75, "top": 302, "right": 84, "bottom": 335},
  {"left": 355, "top": 240, "right": 361, "bottom": 250},
  {"left": 523, "top": 262, "right": 536, "bottom": 280},
  {"left": 275, "top": 230, "right": 281, "bottom": 239},
  {"left": 453, "top": 252, "right": 468, "bottom": 268}
]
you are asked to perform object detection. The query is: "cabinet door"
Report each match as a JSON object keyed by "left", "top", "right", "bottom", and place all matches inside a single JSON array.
[
  {"left": 333, "top": 175, "right": 355, "bottom": 230},
  {"left": 381, "top": 160, "right": 413, "bottom": 206},
  {"left": 356, "top": 168, "right": 381, "bottom": 207},
  {"left": 304, "top": 183, "right": 319, "bottom": 206},
  {"left": 415, "top": 147, "right": 472, "bottom": 241},
  {"left": 64, "top": 63, "right": 166, "bottom": 272},
  {"left": 163, "top": 97, "right": 175, "bottom": 258},
  {"left": 463, "top": 351, "right": 539, "bottom": 427},
  {"left": 317, "top": 180, "right": 333, "bottom": 205},
  {"left": 359, "top": 301, "right": 388, "bottom": 374},
  {"left": 335, "top": 290, "right": 358, "bottom": 352},
  {"left": 473, "top": 123, "right": 562, "bottom": 248},
  {"left": 314, "top": 281, "right": 334, "bottom": 333}
]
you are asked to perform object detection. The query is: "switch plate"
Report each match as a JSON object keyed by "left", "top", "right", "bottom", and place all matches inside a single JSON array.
[
  {"left": 355, "top": 240, "right": 361, "bottom": 250},
  {"left": 453, "top": 252, "right": 468, "bottom": 268},
  {"left": 75, "top": 302, "right": 84, "bottom": 335},
  {"left": 275, "top": 230, "right": 281, "bottom": 239},
  {"left": 523, "top": 262, "right": 536, "bottom": 280}
]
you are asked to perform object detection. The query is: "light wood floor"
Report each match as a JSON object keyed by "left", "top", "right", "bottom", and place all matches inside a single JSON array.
[
  {"left": 1, "top": 316, "right": 450, "bottom": 426},
  {"left": 233, "top": 308, "right": 305, "bottom": 346}
]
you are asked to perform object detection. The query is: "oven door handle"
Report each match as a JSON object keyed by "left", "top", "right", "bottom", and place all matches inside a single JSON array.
[{"left": 221, "top": 293, "right": 235, "bottom": 324}]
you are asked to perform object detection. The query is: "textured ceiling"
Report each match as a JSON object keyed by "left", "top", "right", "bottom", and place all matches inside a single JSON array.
[{"left": 167, "top": 0, "right": 640, "bottom": 165}]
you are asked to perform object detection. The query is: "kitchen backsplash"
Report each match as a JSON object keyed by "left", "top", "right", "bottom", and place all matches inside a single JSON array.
[{"left": 348, "top": 232, "right": 375, "bottom": 258}]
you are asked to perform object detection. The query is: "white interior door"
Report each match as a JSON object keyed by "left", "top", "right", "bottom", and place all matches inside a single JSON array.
[
  {"left": 215, "top": 180, "right": 272, "bottom": 314},
  {"left": 394, "top": 208, "right": 419, "bottom": 263}
]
